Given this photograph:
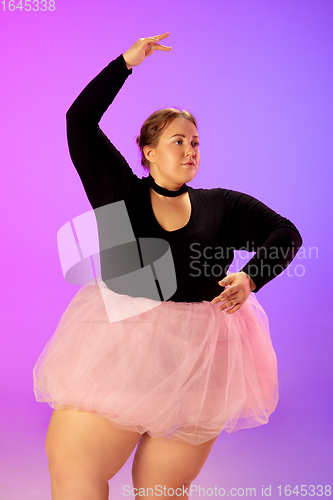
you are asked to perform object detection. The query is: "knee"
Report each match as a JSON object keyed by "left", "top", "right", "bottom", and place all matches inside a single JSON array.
[
  {"left": 46, "top": 432, "right": 105, "bottom": 484},
  {"left": 132, "top": 457, "right": 201, "bottom": 495},
  {"left": 180, "top": 464, "right": 202, "bottom": 485},
  {"left": 47, "top": 445, "right": 115, "bottom": 486},
  {"left": 46, "top": 442, "right": 80, "bottom": 483},
  {"left": 45, "top": 413, "right": 75, "bottom": 481},
  {"left": 171, "top": 482, "right": 192, "bottom": 500},
  {"left": 45, "top": 408, "right": 141, "bottom": 484}
]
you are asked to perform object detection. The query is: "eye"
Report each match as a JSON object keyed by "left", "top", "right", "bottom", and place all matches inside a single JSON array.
[
  {"left": 175, "top": 140, "right": 183, "bottom": 145},
  {"left": 192, "top": 141, "right": 199, "bottom": 147}
]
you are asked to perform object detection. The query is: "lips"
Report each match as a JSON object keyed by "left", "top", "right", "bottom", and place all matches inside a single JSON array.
[{"left": 183, "top": 162, "right": 195, "bottom": 166}]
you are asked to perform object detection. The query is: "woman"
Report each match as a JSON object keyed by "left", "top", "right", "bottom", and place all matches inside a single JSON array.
[{"left": 33, "top": 34, "right": 302, "bottom": 499}]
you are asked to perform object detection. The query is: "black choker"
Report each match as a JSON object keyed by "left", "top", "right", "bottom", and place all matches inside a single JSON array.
[{"left": 147, "top": 173, "right": 188, "bottom": 197}]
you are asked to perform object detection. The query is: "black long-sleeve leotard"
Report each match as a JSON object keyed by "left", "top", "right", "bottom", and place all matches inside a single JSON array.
[{"left": 66, "top": 54, "right": 302, "bottom": 302}]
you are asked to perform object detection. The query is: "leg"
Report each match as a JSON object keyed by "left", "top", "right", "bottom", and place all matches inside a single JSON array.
[
  {"left": 132, "top": 433, "right": 219, "bottom": 499},
  {"left": 46, "top": 407, "right": 142, "bottom": 500}
]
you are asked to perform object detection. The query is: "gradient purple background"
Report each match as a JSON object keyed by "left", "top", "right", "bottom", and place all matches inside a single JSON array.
[{"left": 1, "top": 0, "right": 332, "bottom": 498}]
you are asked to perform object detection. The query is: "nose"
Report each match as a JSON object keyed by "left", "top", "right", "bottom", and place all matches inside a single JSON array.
[{"left": 186, "top": 146, "right": 196, "bottom": 158}]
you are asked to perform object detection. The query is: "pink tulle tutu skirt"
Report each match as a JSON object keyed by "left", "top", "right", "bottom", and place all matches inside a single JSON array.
[{"left": 33, "top": 279, "right": 278, "bottom": 445}]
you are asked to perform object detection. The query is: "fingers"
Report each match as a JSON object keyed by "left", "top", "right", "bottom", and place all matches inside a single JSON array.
[
  {"left": 142, "top": 33, "right": 171, "bottom": 49},
  {"left": 211, "top": 285, "right": 239, "bottom": 304},
  {"left": 224, "top": 303, "right": 242, "bottom": 314},
  {"left": 124, "top": 34, "right": 171, "bottom": 68},
  {"left": 215, "top": 294, "right": 241, "bottom": 313},
  {"left": 151, "top": 44, "right": 172, "bottom": 51},
  {"left": 149, "top": 32, "right": 170, "bottom": 41},
  {"left": 140, "top": 33, "right": 170, "bottom": 46},
  {"left": 218, "top": 273, "right": 236, "bottom": 287},
  {"left": 211, "top": 286, "right": 243, "bottom": 313},
  {"left": 218, "top": 297, "right": 241, "bottom": 313},
  {"left": 211, "top": 272, "right": 252, "bottom": 314}
]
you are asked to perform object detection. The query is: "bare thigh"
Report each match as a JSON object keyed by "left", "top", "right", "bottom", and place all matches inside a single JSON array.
[
  {"left": 132, "top": 433, "right": 219, "bottom": 499},
  {"left": 46, "top": 408, "right": 142, "bottom": 484}
]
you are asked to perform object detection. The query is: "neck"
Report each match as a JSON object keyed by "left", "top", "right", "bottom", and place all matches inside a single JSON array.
[{"left": 147, "top": 173, "right": 188, "bottom": 198}]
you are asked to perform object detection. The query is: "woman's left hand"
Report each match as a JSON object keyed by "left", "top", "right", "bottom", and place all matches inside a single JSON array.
[{"left": 211, "top": 272, "right": 256, "bottom": 314}]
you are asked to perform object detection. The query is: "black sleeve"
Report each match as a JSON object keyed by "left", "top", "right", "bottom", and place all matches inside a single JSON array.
[
  {"left": 66, "top": 54, "right": 135, "bottom": 209},
  {"left": 224, "top": 189, "right": 303, "bottom": 292}
]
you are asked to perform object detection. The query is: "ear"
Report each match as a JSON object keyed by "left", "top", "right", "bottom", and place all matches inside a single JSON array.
[{"left": 143, "top": 146, "right": 156, "bottom": 164}]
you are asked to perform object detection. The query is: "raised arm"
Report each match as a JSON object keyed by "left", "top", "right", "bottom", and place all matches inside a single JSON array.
[{"left": 66, "top": 34, "right": 172, "bottom": 208}]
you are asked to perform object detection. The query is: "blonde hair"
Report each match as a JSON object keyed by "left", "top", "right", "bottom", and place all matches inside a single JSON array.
[{"left": 136, "top": 108, "right": 197, "bottom": 170}]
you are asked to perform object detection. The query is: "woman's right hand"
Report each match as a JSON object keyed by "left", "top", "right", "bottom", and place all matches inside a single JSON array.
[{"left": 123, "top": 33, "right": 172, "bottom": 70}]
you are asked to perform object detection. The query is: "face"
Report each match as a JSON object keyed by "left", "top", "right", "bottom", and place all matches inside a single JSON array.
[{"left": 144, "top": 117, "right": 200, "bottom": 190}]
